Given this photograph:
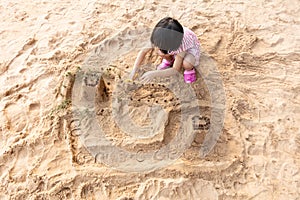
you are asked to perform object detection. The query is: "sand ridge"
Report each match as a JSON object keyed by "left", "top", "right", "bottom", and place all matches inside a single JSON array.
[{"left": 0, "top": 0, "right": 300, "bottom": 199}]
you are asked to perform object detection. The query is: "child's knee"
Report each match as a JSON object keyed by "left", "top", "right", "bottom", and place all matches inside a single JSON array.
[{"left": 183, "top": 54, "right": 195, "bottom": 70}]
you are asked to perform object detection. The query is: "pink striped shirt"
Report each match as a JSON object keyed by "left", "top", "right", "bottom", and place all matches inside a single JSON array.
[{"left": 168, "top": 27, "right": 200, "bottom": 66}]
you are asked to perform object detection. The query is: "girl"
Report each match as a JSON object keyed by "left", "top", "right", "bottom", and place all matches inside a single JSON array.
[{"left": 129, "top": 17, "right": 200, "bottom": 83}]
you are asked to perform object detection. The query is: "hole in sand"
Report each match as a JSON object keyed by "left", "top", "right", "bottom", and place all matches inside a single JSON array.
[{"left": 29, "top": 103, "right": 40, "bottom": 111}]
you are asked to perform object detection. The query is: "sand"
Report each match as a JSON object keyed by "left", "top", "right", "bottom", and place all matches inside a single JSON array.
[{"left": 1, "top": 0, "right": 300, "bottom": 199}]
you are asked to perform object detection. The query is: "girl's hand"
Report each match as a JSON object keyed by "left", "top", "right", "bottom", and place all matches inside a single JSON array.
[
  {"left": 140, "top": 70, "right": 157, "bottom": 83},
  {"left": 129, "top": 67, "right": 137, "bottom": 80}
]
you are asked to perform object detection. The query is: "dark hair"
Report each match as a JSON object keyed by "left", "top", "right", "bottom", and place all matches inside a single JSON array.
[{"left": 150, "top": 17, "right": 184, "bottom": 54}]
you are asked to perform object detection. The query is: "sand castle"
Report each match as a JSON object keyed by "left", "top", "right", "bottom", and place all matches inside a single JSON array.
[{"left": 0, "top": 0, "right": 299, "bottom": 199}]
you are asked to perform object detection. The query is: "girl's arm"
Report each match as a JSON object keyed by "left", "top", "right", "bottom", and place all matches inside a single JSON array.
[
  {"left": 140, "top": 52, "right": 186, "bottom": 82},
  {"left": 172, "top": 51, "right": 186, "bottom": 72},
  {"left": 129, "top": 47, "right": 152, "bottom": 80}
]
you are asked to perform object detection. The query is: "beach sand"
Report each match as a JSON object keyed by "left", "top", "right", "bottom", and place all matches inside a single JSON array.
[{"left": 0, "top": 0, "right": 299, "bottom": 199}]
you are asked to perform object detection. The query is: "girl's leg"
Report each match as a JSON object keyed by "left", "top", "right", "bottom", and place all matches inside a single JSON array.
[
  {"left": 182, "top": 53, "right": 197, "bottom": 83},
  {"left": 182, "top": 53, "right": 196, "bottom": 70},
  {"left": 157, "top": 49, "right": 174, "bottom": 61},
  {"left": 157, "top": 49, "right": 175, "bottom": 70},
  {"left": 162, "top": 54, "right": 174, "bottom": 61}
]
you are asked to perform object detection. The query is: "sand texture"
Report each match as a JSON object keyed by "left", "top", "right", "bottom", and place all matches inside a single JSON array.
[{"left": 0, "top": 0, "right": 300, "bottom": 199}]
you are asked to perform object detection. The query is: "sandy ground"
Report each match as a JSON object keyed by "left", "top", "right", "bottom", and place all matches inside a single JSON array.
[{"left": 1, "top": 0, "right": 300, "bottom": 199}]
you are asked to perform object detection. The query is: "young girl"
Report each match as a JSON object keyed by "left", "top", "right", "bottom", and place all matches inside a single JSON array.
[{"left": 129, "top": 17, "right": 200, "bottom": 83}]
